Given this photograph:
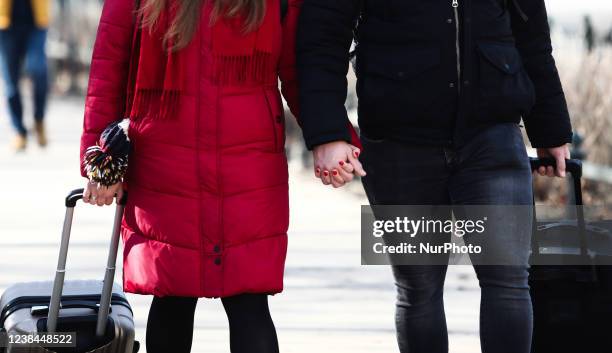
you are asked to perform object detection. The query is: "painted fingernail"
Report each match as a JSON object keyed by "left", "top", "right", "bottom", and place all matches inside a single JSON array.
[
  {"left": 323, "top": 171, "right": 329, "bottom": 177},
  {"left": 354, "top": 151, "right": 360, "bottom": 157},
  {"left": 316, "top": 168, "right": 321, "bottom": 174},
  {"left": 339, "top": 161, "right": 345, "bottom": 166},
  {"left": 332, "top": 170, "right": 339, "bottom": 176}
]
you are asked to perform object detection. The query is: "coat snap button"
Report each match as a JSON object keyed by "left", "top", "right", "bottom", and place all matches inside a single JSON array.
[
  {"left": 214, "top": 257, "right": 221, "bottom": 265},
  {"left": 397, "top": 71, "right": 405, "bottom": 78},
  {"left": 214, "top": 245, "right": 221, "bottom": 253}
]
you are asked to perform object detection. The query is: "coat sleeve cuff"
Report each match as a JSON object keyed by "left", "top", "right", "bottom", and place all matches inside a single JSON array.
[
  {"left": 527, "top": 129, "right": 574, "bottom": 148},
  {"left": 304, "top": 131, "right": 352, "bottom": 151},
  {"left": 523, "top": 103, "right": 573, "bottom": 148}
]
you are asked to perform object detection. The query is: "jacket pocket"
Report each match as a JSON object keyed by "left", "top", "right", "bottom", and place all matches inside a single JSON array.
[
  {"left": 263, "top": 89, "right": 285, "bottom": 153},
  {"left": 356, "top": 45, "right": 443, "bottom": 128},
  {"left": 475, "top": 41, "right": 536, "bottom": 122}
]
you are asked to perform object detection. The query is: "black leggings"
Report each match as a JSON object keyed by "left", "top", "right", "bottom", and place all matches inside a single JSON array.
[{"left": 146, "top": 294, "right": 279, "bottom": 353}]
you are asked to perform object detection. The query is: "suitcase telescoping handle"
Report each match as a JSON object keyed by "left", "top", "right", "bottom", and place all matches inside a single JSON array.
[
  {"left": 529, "top": 157, "right": 583, "bottom": 205},
  {"left": 529, "top": 157, "right": 588, "bottom": 259},
  {"left": 47, "top": 188, "right": 128, "bottom": 338}
]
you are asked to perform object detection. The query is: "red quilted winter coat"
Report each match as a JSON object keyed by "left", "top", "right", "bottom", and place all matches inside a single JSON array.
[{"left": 80, "top": 0, "right": 306, "bottom": 298}]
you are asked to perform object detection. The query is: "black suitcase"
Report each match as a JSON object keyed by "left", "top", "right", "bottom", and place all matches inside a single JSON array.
[
  {"left": 0, "top": 189, "right": 139, "bottom": 353},
  {"left": 529, "top": 158, "right": 612, "bottom": 353}
]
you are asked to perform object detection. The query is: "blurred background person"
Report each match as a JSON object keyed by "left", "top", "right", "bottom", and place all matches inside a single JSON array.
[
  {"left": 0, "top": 0, "right": 50, "bottom": 151},
  {"left": 584, "top": 15, "right": 596, "bottom": 53}
]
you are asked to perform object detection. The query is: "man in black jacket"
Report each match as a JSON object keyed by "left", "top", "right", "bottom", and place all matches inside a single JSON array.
[{"left": 297, "top": 1, "right": 572, "bottom": 352}]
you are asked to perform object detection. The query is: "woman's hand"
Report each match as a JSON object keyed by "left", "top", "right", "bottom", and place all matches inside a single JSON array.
[
  {"left": 313, "top": 141, "right": 366, "bottom": 188},
  {"left": 536, "top": 144, "right": 571, "bottom": 178},
  {"left": 83, "top": 180, "right": 124, "bottom": 206}
]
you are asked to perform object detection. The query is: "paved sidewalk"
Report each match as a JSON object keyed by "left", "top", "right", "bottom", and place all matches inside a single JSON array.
[{"left": 0, "top": 97, "right": 481, "bottom": 352}]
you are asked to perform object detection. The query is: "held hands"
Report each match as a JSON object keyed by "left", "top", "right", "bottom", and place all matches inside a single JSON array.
[
  {"left": 536, "top": 144, "right": 571, "bottom": 178},
  {"left": 313, "top": 141, "right": 367, "bottom": 188},
  {"left": 83, "top": 180, "right": 124, "bottom": 206}
]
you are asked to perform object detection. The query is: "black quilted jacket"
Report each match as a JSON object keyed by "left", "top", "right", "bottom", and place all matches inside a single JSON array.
[{"left": 297, "top": 0, "right": 573, "bottom": 149}]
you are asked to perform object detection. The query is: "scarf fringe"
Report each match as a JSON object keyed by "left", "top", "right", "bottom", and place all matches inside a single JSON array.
[
  {"left": 211, "top": 50, "right": 275, "bottom": 85},
  {"left": 126, "top": 89, "right": 181, "bottom": 121}
]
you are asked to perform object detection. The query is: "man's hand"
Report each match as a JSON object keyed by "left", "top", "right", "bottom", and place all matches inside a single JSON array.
[
  {"left": 83, "top": 180, "right": 124, "bottom": 206},
  {"left": 313, "top": 141, "right": 366, "bottom": 188},
  {"left": 536, "top": 144, "right": 571, "bottom": 178}
]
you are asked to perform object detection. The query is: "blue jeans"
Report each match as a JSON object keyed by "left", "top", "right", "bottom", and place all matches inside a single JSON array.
[
  {"left": 361, "top": 123, "right": 534, "bottom": 353},
  {"left": 0, "top": 26, "right": 48, "bottom": 136}
]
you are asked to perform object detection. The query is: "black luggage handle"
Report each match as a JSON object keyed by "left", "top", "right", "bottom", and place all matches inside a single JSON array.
[
  {"left": 47, "top": 189, "right": 128, "bottom": 338},
  {"left": 530, "top": 158, "right": 588, "bottom": 260},
  {"left": 529, "top": 157, "right": 583, "bottom": 206},
  {"left": 529, "top": 157, "right": 582, "bottom": 179},
  {"left": 66, "top": 188, "right": 128, "bottom": 208}
]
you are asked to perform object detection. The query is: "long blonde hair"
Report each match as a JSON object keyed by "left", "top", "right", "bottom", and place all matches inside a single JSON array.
[{"left": 139, "top": 0, "right": 267, "bottom": 51}]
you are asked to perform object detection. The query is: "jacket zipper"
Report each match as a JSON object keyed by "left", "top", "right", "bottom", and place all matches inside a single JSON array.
[{"left": 452, "top": 0, "right": 461, "bottom": 94}]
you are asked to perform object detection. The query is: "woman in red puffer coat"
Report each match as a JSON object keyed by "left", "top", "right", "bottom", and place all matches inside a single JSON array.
[{"left": 79, "top": 0, "right": 362, "bottom": 352}]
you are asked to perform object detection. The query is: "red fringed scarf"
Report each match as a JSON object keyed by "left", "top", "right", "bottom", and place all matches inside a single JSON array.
[{"left": 124, "top": 0, "right": 279, "bottom": 121}]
